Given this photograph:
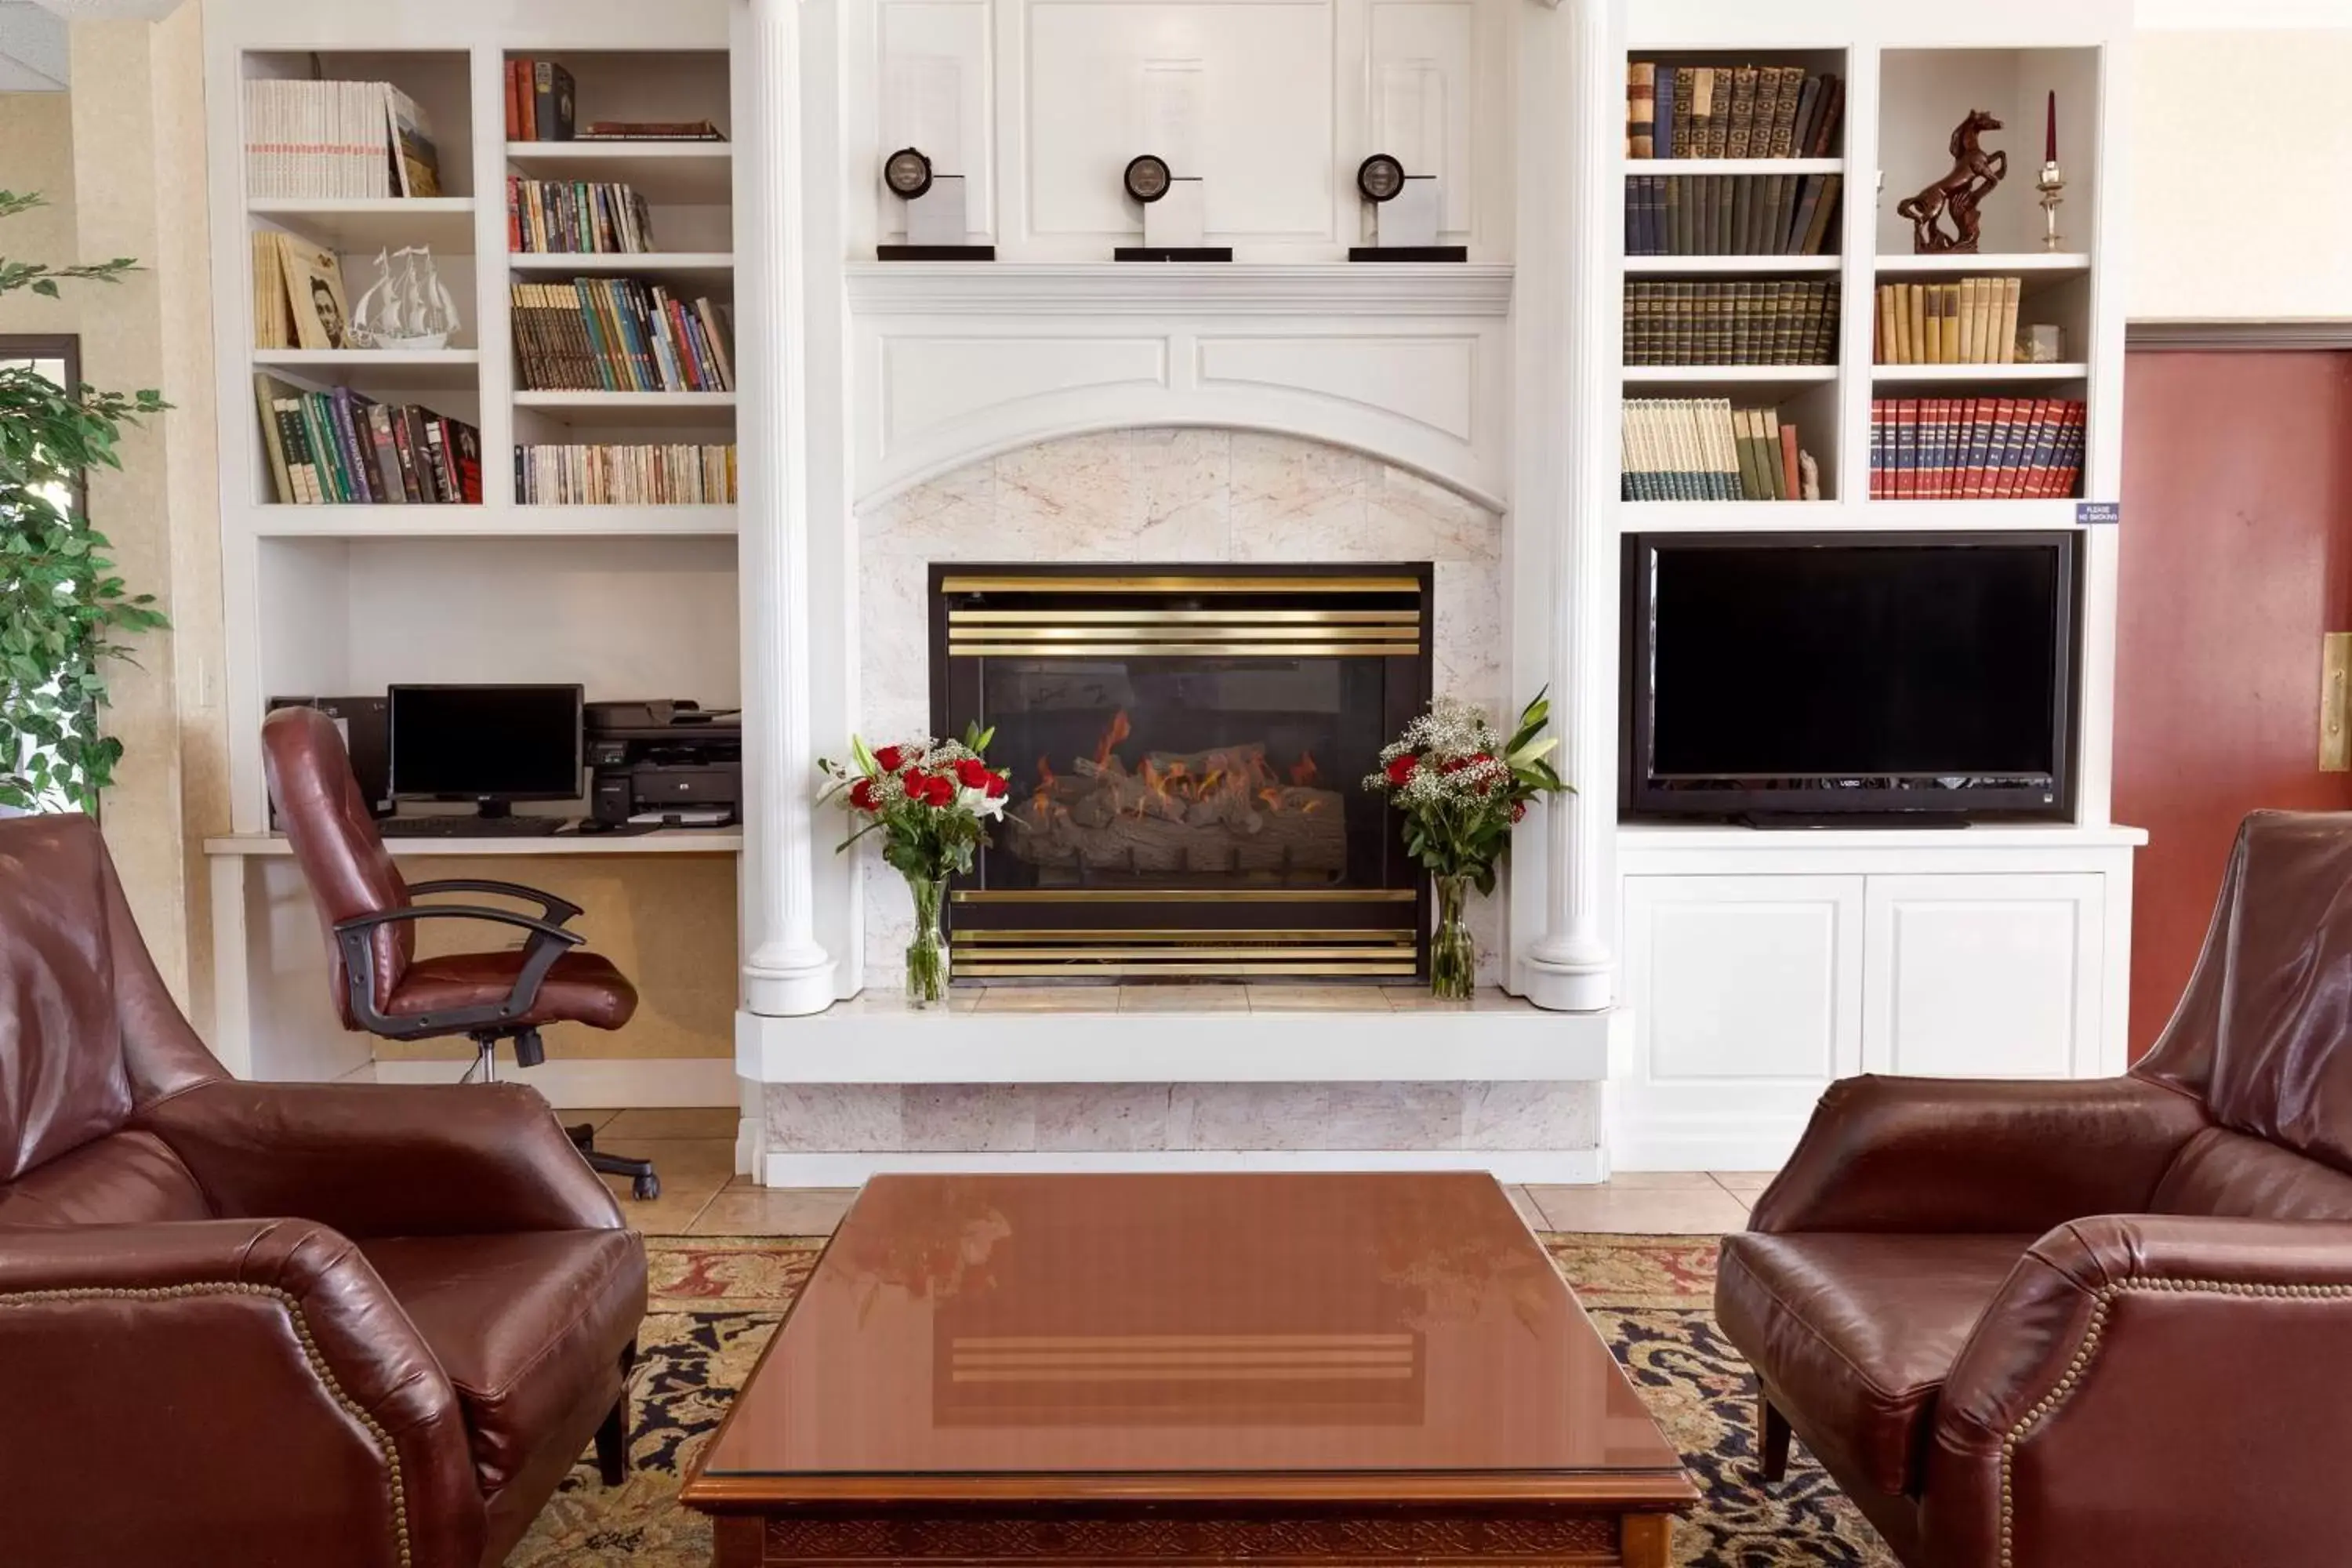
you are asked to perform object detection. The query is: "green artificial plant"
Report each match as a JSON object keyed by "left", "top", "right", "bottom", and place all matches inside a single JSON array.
[{"left": 0, "top": 189, "right": 169, "bottom": 815}]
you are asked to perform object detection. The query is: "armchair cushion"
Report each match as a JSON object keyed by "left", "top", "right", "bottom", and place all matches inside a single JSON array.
[
  {"left": 0, "top": 1129, "right": 210, "bottom": 1226},
  {"left": 1717, "top": 1232, "right": 2032, "bottom": 1498},
  {"left": 361, "top": 1229, "right": 647, "bottom": 1496},
  {"left": 1751, "top": 1074, "right": 2208, "bottom": 1236},
  {"left": 138, "top": 1080, "right": 626, "bottom": 1238},
  {"left": 390, "top": 949, "right": 639, "bottom": 1031},
  {"left": 2149, "top": 1125, "right": 2352, "bottom": 1220}
]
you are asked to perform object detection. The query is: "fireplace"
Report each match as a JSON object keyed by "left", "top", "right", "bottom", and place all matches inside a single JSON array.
[{"left": 931, "top": 564, "right": 1434, "bottom": 981}]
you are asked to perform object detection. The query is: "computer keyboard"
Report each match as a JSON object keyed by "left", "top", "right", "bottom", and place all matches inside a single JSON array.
[{"left": 377, "top": 815, "right": 570, "bottom": 839}]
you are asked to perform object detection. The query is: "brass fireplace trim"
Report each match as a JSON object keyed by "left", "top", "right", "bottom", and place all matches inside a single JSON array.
[
  {"left": 938, "top": 574, "right": 1423, "bottom": 595},
  {"left": 953, "top": 888, "right": 1419, "bottom": 905},
  {"left": 949, "top": 925, "right": 1419, "bottom": 978}
]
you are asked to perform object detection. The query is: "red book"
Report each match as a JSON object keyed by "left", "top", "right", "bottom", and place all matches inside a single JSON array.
[
  {"left": 1779, "top": 419, "right": 1800, "bottom": 499},
  {"left": 517, "top": 60, "right": 539, "bottom": 142},
  {"left": 1959, "top": 397, "right": 1987, "bottom": 499},
  {"left": 503, "top": 60, "right": 523, "bottom": 140},
  {"left": 1926, "top": 398, "right": 1947, "bottom": 499},
  {"left": 1899, "top": 398, "right": 1921, "bottom": 499}
]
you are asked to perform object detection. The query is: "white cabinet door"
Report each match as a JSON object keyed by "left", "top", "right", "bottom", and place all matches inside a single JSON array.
[
  {"left": 1862, "top": 873, "right": 2107, "bottom": 1079},
  {"left": 1617, "top": 876, "right": 1866, "bottom": 1170}
]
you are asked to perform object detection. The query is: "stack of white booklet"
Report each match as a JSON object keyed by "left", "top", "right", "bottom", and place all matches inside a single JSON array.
[{"left": 244, "top": 78, "right": 441, "bottom": 200}]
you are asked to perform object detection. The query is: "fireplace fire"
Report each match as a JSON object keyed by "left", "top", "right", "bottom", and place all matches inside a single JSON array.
[{"left": 931, "top": 565, "right": 1434, "bottom": 980}]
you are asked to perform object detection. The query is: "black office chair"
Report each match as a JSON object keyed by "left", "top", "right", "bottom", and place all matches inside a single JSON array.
[{"left": 261, "top": 705, "right": 660, "bottom": 1198}]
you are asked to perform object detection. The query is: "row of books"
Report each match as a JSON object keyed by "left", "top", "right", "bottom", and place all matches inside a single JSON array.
[
  {"left": 253, "top": 375, "right": 481, "bottom": 506},
  {"left": 243, "top": 79, "right": 441, "bottom": 200},
  {"left": 1625, "top": 172, "right": 1841, "bottom": 257},
  {"left": 1622, "top": 399, "right": 1817, "bottom": 502},
  {"left": 503, "top": 60, "right": 577, "bottom": 141},
  {"left": 506, "top": 179, "right": 659, "bottom": 255},
  {"left": 510, "top": 281, "right": 736, "bottom": 394},
  {"left": 517, "top": 445, "right": 739, "bottom": 506},
  {"left": 1868, "top": 398, "right": 2085, "bottom": 500},
  {"left": 1874, "top": 279, "right": 2025, "bottom": 366},
  {"left": 1627, "top": 64, "right": 1844, "bottom": 160},
  {"left": 1625, "top": 280, "right": 1838, "bottom": 367}
]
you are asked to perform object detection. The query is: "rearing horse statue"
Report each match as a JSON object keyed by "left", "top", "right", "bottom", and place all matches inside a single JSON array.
[{"left": 1896, "top": 109, "right": 2007, "bottom": 253}]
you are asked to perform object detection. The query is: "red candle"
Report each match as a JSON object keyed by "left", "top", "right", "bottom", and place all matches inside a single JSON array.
[{"left": 2045, "top": 89, "right": 2057, "bottom": 165}]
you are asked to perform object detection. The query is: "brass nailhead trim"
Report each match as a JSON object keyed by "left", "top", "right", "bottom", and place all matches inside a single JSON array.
[
  {"left": 2, "top": 1281, "right": 412, "bottom": 1567},
  {"left": 1997, "top": 1276, "right": 2352, "bottom": 1566}
]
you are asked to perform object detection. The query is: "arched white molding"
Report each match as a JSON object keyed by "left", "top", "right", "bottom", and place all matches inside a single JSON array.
[{"left": 845, "top": 263, "right": 1515, "bottom": 516}]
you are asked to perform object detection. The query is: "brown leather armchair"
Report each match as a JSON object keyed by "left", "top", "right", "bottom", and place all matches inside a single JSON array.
[
  {"left": 1719, "top": 810, "right": 2352, "bottom": 1568},
  {"left": 0, "top": 813, "right": 648, "bottom": 1568},
  {"left": 262, "top": 703, "right": 658, "bottom": 1198}
]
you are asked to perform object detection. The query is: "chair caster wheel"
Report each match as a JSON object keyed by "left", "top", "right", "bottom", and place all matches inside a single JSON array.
[{"left": 632, "top": 1173, "right": 661, "bottom": 1201}]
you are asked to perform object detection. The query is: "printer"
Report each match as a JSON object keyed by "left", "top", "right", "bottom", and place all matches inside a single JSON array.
[{"left": 586, "top": 700, "right": 742, "bottom": 827}]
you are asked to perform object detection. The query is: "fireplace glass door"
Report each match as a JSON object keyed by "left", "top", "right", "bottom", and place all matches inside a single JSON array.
[{"left": 932, "top": 567, "right": 1433, "bottom": 981}]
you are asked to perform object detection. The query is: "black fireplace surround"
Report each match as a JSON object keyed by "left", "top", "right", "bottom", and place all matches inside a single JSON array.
[{"left": 931, "top": 564, "right": 1435, "bottom": 982}]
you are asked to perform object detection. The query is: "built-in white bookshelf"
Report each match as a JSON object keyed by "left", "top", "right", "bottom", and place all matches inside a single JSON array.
[{"left": 1617, "top": 27, "right": 2113, "bottom": 523}]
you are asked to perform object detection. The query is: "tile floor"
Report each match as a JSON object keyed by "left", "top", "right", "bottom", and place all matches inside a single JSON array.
[{"left": 583, "top": 1108, "right": 1773, "bottom": 1236}]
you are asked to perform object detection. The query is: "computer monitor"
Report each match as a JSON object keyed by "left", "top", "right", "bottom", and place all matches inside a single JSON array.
[{"left": 387, "top": 684, "right": 583, "bottom": 817}]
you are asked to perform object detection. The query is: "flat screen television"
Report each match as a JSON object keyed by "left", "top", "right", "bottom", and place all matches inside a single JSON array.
[{"left": 1621, "top": 532, "right": 2079, "bottom": 822}]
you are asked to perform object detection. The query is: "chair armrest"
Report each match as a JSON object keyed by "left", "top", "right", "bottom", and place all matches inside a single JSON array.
[
  {"left": 1922, "top": 1215, "right": 2352, "bottom": 1568},
  {"left": 407, "top": 877, "right": 583, "bottom": 927},
  {"left": 332, "top": 904, "right": 582, "bottom": 1037},
  {"left": 0, "top": 1218, "right": 485, "bottom": 1568},
  {"left": 1749, "top": 1074, "right": 2208, "bottom": 1235},
  {"left": 138, "top": 1079, "right": 625, "bottom": 1237}
]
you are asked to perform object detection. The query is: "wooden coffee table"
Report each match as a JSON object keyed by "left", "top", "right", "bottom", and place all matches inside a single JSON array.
[{"left": 682, "top": 1173, "right": 1696, "bottom": 1568}]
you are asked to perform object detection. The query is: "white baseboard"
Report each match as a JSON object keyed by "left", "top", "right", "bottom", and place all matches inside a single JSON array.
[
  {"left": 1607, "top": 1123, "right": 1807, "bottom": 1174},
  {"left": 366, "top": 1056, "right": 740, "bottom": 1109},
  {"left": 760, "top": 1147, "right": 1606, "bottom": 1186}
]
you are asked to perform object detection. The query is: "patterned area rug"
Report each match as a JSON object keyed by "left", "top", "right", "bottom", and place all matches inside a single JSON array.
[{"left": 510, "top": 1233, "right": 1896, "bottom": 1567}]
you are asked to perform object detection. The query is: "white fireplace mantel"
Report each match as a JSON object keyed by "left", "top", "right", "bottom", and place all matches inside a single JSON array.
[{"left": 844, "top": 262, "right": 1517, "bottom": 510}]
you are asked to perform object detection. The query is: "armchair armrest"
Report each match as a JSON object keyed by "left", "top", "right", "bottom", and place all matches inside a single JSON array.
[
  {"left": 138, "top": 1079, "right": 624, "bottom": 1237},
  {"left": 0, "top": 1218, "right": 485, "bottom": 1568},
  {"left": 332, "top": 904, "right": 582, "bottom": 1037},
  {"left": 1922, "top": 1215, "right": 2352, "bottom": 1568},
  {"left": 1749, "top": 1074, "right": 2208, "bottom": 1235},
  {"left": 407, "top": 877, "right": 583, "bottom": 927}
]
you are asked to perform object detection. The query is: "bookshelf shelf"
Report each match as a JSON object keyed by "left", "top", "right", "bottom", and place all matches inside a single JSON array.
[
  {"left": 1624, "top": 255, "right": 1841, "bottom": 276},
  {"left": 1870, "top": 362, "right": 2088, "bottom": 383},
  {"left": 247, "top": 198, "right": 477, "bottom": 252},
  {"left": 1623, "top": 365, "right": 1837, "bottom": 385},
  {"left": 1625, "top": 499, "right": 2085, "bottom": 532},
  {"left": 1874, "top": 252, "right": 2092, "bottom": 276},
  {"left": 505, "top": 141, "right": 734, "bottom": 201},
  {"left": 1628, "top": 157, "right": 1842, "bottom": 176},
  {"left": 252, "top": 347, "right": 481, "bottom": 389},
  {"left": 513, "top": 390, "right": 738, "bottom": 430},
  {"left": 509, "top": 252, "right": 736, "bottom": 288},
  {"left": 252, "top": 503, "right": 734, "bottom": 539}
]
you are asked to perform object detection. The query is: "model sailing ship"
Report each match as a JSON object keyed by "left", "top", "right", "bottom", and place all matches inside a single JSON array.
[{"left": 347, "top": 246, "right": 461, "bottom": 352}]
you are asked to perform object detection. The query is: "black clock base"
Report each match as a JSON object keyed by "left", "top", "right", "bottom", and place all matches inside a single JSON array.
[
  {"left": 877, "top": 244, "right": 996, "bottom": 261},
  {"left": 1347, "top": 245, "right": 1469, "bottom": 262},
  {"left": 1113, "top": 246, "right": 1234, "bottom": 262}
]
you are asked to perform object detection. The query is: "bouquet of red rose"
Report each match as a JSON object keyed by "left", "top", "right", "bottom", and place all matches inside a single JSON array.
[
  {"left": 820, "top": 726, "right": 1009, "bottom": 1004},
  {"left": 1363, "top": 691, "right": 1566, "bottom": 997}
]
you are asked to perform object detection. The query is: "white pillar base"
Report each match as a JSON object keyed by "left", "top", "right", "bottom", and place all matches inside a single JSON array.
[
  {"left": 742, "top": 941, "right": 839, "bottom": 1016},
  {"left": 1519, "top": 941, "right": 1613, "bottom": 1011}
]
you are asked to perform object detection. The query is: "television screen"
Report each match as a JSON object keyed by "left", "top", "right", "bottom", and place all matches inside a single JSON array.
[{"left": 1624, "top": 534, "right": 2076, "bottom": 818}]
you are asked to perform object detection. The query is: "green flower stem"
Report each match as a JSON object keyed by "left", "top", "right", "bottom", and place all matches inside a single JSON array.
[{"left": 906, "top": 873, "right": 950, "bottom": 1007}]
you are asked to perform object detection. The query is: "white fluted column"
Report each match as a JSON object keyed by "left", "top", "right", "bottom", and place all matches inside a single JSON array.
[
  {"left": 1519, "top": 0, "right": 1619, "bottom": 1012},
  {"left": 737, "top": 0, "right": 837, "bottom": 1015}
]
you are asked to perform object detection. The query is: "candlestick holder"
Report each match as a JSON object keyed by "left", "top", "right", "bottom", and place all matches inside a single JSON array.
[{"left": 2035, "top": 160, "right": 2066, "bottom": 252}]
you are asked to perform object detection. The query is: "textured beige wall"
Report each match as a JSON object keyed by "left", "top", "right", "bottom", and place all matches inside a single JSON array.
[
  {"left": 0, "top": 22, "right": 229, "bottom": 1026},
  {"left": 2129, "top": 31, "right": 2352, "bottom": 321}
]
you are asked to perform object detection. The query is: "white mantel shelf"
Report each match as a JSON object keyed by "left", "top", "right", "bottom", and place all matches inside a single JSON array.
[
  {"left": 737, "top": 990, "right": 1617, "bottom": 1086},
  {"left": 844, "top": 262, "right": 1515, "bottom": 318}
]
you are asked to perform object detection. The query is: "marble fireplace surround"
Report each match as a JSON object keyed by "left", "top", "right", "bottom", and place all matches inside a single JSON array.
[{"left": 856, "top": 427, "right": 1508, "bottom": 985}]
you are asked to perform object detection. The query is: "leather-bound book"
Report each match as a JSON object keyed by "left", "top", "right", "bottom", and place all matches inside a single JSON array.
[{"left": 1628, "top": 61, "right": 1655, "bottom": 158}]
